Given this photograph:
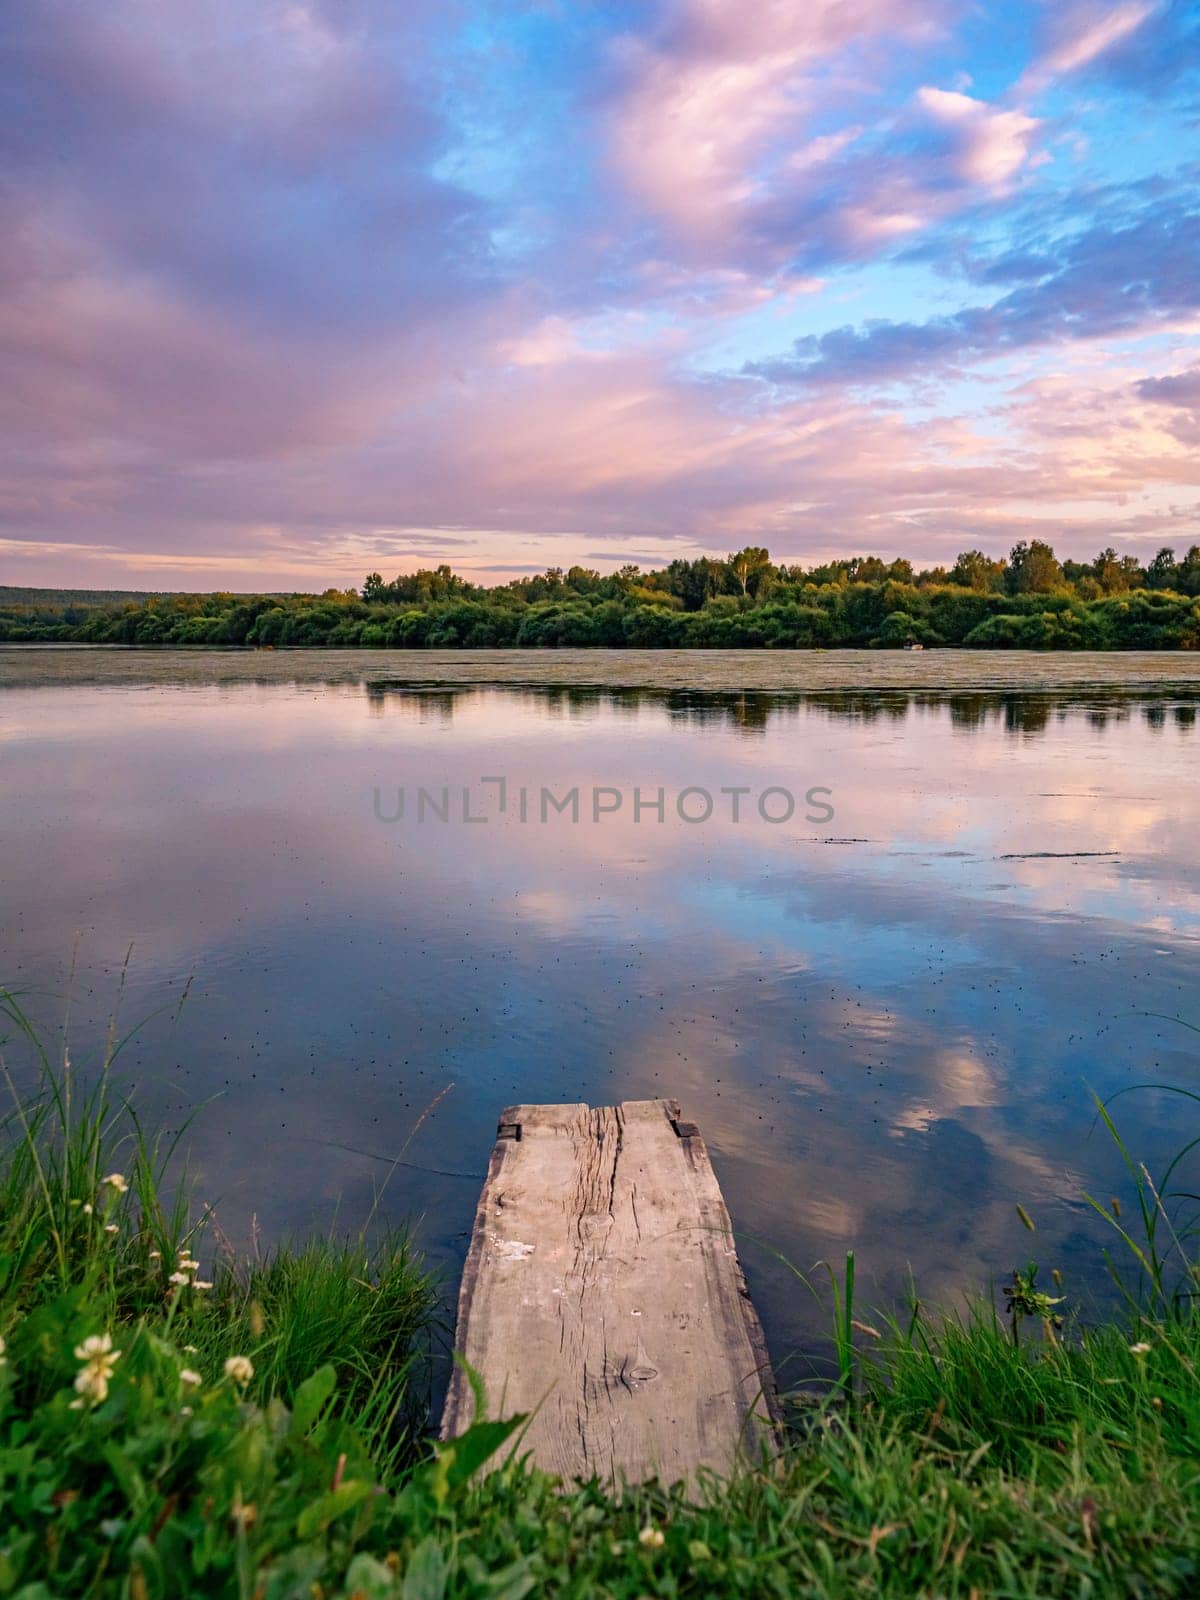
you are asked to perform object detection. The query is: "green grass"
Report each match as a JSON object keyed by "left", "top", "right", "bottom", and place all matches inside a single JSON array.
[
  {"left": 1, "top": 991, "right": 1199, "bottom": 1598},
  {"left": 0, "top": 990, "right": 440, "bottom": 1470}
]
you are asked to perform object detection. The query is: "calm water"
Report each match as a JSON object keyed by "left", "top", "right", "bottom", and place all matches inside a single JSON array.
[{"left": 3, "top": 671, "right": 1199, "bottom": 1380}]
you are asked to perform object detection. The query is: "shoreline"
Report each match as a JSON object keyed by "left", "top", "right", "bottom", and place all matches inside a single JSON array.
[
  {"left": 5, "top": 642, "right": 1200, "bottom": 693},
  {"left": 2, "top": 1027, "right": 1198, "bottom": 1596}
]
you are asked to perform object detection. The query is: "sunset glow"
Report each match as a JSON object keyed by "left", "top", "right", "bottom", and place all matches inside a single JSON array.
[{"left": 3, "top": 0, "right": 1198, "bottom": 589}]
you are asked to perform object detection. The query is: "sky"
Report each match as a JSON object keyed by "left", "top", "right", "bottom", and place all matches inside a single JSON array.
[{"left": 2, "top": 0, "right": 1199, "bottom": 591}]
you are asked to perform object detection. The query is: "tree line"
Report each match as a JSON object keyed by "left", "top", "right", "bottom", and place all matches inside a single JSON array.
[{"left": 4, "top": 540, "right": 1200, "bottom": 650}]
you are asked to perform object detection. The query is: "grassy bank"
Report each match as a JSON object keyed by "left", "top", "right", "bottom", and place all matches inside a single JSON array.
[{"left": 1, "top": 996, "right": 1198, "bottom": 1598}]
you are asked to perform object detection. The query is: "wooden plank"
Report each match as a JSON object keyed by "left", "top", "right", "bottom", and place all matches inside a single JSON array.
[{"left": 441, "top": 1098, "right": 780, "bottom": 1487}]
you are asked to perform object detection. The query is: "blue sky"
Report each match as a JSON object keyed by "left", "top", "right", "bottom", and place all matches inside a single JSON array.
[{"left": 1, "top": 0, "right": 1198, "bottom": 587}]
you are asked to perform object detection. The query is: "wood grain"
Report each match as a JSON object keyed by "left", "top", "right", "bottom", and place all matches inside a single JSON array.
[{"left": 441, "top": 1098, "right": 780, "bottom": 1487}]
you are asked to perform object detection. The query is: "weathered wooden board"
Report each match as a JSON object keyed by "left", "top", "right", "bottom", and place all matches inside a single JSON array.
[{"left": 440, "top": 1098, "right": 780, "bottom": 1487}]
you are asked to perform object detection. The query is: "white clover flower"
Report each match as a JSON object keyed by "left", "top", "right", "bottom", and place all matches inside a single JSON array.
[
  {"left": 148, "top": 1249, "right": 161, "bottom": 1260},
  {"left": 101, "top": 1173, "right": 128, "bottom": 1194},
  {"left": 183, "top": 1345, "right": 198, "bottom": 1355},
  {"left": 168, "top": 1271, "right": 191, "bottom": 1286},
  {"left": 1129, "top": 1341, "right": 1152, "bottom": 1356},
  {"left": 73, "top": 1333, "right": 121, "bottom": 1405},
  {"left": 74, "top": 1334, "right": 116, "bottom": 1362},
  {"left": 192, "top": 1280, "right": 213, "bottom": 1292},
  {"left": 180, "top": 1405, "right": 194, "bottom": 1418},
  {"left": 638, "top": 1525, "right": 665, "bottom": 1550},
  {"left": 74, "top": 1366, "right": 111, "bottom": 1403},
  {"left": 179, "top": 1369, "right": 202, "bottom": 1390},
  {"left": 104, "top": 1223, "right": 119, "bottom": 1235},
  {"left": 82, "top": 1203, "right": 93, "bottom": 1216},
  {"left": 224, "top": 1355, "right": 254, "bottom": 1386}
]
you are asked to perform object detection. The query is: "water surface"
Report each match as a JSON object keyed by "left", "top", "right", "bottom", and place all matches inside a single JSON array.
[{"left": 2, "top": 664, "right": 1199, "bottom": 1381}]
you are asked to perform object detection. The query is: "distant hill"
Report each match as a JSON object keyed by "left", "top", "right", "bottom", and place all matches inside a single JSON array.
[
  {"left": 0, "top": 587, "right": 164, "bottom": 607},
  {"left": 0, "top": 587, "right": 291, "bottom": 607}
]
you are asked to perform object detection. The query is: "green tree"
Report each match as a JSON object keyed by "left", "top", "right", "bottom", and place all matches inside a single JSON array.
[
  {"left": 1092, "top": 548, "right": 1142, "bottom": 594},
  {"left": 1145, "top": 547, "right": 1178, "bottom": 590},
  {"left": 726, "top": 546, "right": 773, "bottom": 597},
  {"left": 1006, "top": 540, "right": 1064, "bottom": 596},
  {"left": 666, "top": 558, "right": 727, "bottom": 610},
  {"left": 878, "top": 611, "right": 921, "bottom": 647},
  {"left": 565, "top": 566, "right": 602, "bottom": 595},
  {"left": 951, "top": 551, "right": 1005, "bottom": 592},
  {"left": 1177, "top": 546, "right": 1200, "bottom": 597}
]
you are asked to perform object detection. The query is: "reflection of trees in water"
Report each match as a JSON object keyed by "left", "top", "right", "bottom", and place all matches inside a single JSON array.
[
  {"left": 364, "top": 684, "right": 463, "bottom": 722},
  {"left": 358, "top": 681, "right": 1200, "bottom": 738},
  {"left": 664, "top": 691, "right": 801, "bottom": 734},
  {"left": 536, "top": 686, "right": 645, "bottom": 719},
  {"left": 1139, "top": 703, "right": 1198, "bottom": 732},
  {"left": 1006, "top": 698, "right": 1053, "bottom": 735},
  {"left": 803, "top": 691, "right": 912, "bottom": 723}
]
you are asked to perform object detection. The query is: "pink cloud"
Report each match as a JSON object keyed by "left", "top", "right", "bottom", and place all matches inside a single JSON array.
[
  {"left": 7, "top": 312, "right": 1199, "bottom": 589},
  {"left": 1138, "top": 364, "right": 1200, "bottom": 411},
  {"left": 603, "top": 2, "right": 1051, "bottom": 276},
  {"left": 1039, "top": 1, "right": 1156, "bottom": 77},
  {"left": 606, "top": 0, "right": 950, "bottom": 261},
  {"left": 915, "top": 88, "right": 1040, "bottom": 189},
  {"left": 0, "top": 245, "right": 381, "bottom": 463},
  {"left": 1, "top": 0, "right": 1196, "bottom": 591}
]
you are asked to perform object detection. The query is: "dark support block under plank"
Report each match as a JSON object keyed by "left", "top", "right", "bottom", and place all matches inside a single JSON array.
[{"left": 441, "top": 1099, "right": 780, "bottom": 1487}]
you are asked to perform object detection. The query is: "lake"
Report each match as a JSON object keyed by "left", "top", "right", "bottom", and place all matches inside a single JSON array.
[{"left": 2, "top": 647, "right": 1199, "bottom": 1384}]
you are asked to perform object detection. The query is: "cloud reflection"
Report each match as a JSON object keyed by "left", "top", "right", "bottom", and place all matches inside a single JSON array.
[{"left": 1, "top": 678, "right": 1198, "bottom": 1369}]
